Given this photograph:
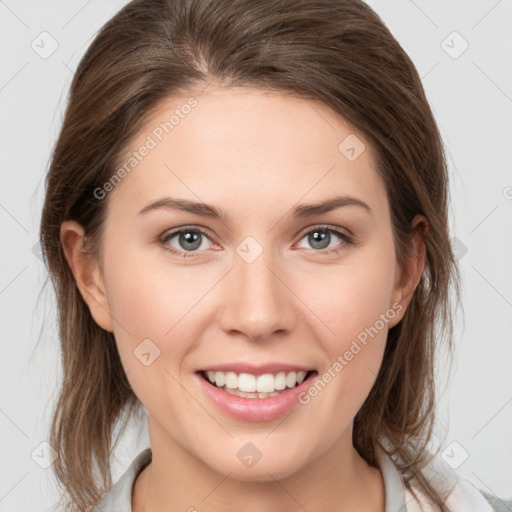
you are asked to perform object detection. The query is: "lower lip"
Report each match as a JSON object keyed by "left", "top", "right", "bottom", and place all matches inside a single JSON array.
[{"left": 195, "top": 371, "right": 317, "bottom": 422}]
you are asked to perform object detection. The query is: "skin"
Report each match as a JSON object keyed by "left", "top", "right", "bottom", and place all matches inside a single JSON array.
[{"left": 61, "top": 86, "right": 427, "bottom": 512}]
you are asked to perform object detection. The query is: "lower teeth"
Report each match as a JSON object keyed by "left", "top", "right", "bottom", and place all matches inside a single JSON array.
[{"left": 220, "top": 385, "right": 284, "bottom": 399}]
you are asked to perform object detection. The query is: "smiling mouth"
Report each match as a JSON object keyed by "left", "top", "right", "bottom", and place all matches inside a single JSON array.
[{"left": 198, "top": 370, "right": 317, "bottom": 399}]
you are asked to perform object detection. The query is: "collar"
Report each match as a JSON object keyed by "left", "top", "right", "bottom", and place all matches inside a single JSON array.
[{"left": 93, "top": 444, "right": 496, "bottom": 511}]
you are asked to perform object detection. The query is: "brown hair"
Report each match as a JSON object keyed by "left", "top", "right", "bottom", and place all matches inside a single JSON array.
[{"left": 39, "top": 0, "right": 461, "bottom": 510}]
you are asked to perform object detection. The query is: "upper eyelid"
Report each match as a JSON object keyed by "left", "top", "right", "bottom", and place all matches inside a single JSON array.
[
  {"left": 162, "top": 225, "right": 216, "bottom": 241},
  {"left": 295, "top": 224, "right": 353, "bottom": 239}
]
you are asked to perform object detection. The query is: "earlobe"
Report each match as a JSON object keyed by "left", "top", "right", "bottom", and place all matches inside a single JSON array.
[
  {"left": 60, "top": 221, "right": 114, "bottom": 332},
  {"left": 388, "top": 215, "right": 429, "bottom": 328}
]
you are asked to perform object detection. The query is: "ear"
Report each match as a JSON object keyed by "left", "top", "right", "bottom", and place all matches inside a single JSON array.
[
  {"left": 60, "top": 220, "right": 114, "bottom": 332},
  {"left": 388, "top": 214, "right": 428, "bottom": 328}
]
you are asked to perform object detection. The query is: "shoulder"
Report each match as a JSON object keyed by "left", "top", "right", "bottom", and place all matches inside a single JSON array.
[
  {"left": 375, "top": 441, "right": 511, "bottom": 512},
  {"left": 404, "top": 481, "right": 512, "bottom": 512},
  {"left": 403, "top": 453, "right": 512, "bottom": 512},
  {"left": 440, "top": 477, "right": 512, "bottom": 512},
  {"left": 477, "top": 488, "right": 512, "bottom": 512}
]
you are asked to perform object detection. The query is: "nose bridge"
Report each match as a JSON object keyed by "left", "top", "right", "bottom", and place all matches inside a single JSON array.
[{"left": 219, "top": 241, "right": 296, "bottom": 340}]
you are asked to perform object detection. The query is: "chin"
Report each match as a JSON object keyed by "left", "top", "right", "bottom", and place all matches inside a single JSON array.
[{"left": 200, "top": 442, "right": 313, "bottom": 482}]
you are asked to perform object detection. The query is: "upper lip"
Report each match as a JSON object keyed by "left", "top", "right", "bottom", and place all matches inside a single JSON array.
[{"left": 197, "top": 362, "right": 316, "bottom": 376}]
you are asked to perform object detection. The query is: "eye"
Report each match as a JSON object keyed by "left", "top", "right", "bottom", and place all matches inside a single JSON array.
[
  {"left": 159, "top": 226, "right": 216, "bottom": 258},
  {"left": 295, "top": 225, "right": 354, "bottom": 254},
  {"left": 159, "top": 224, "right": 354, "bottom": 259}
]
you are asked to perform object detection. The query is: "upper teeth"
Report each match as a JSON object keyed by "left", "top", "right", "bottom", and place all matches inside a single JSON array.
[{"left": 206, "top": 371, "right": 308, "bottom": 393}]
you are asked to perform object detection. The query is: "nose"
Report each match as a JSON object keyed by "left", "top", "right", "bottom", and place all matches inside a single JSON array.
[{"left": 217, "top": 248, "right": 297, "bottom": 342}]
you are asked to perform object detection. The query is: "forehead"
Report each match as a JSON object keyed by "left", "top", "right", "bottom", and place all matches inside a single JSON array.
[{"left": 109, "top": 86, "right": 386, "bottom": 218}]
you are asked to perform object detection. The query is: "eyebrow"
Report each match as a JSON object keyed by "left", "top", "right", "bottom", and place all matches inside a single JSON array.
[{"left": 138, "top": 195, "right": 373, "bottom": 221}]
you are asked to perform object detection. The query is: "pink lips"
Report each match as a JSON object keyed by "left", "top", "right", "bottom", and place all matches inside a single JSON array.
[{"left": 195, "top": 368, "right": 317, "bottom": 422}]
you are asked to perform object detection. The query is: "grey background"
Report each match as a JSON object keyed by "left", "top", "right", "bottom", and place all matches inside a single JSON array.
[{"left": 0, "top": 0, "right": 511, "bottom": 510}]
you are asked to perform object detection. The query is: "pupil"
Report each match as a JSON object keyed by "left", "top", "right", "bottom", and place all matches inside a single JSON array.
[
  {"left": 309, "top": 230, "right": 329, "bottom": 249},
  {"left": 180, "top": 231, "right": 201, "bottom": 250}
]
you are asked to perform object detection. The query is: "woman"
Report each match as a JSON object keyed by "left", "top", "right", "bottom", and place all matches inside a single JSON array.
[{"left": 39, "top": 0, "right": 511, "bottom": 511}]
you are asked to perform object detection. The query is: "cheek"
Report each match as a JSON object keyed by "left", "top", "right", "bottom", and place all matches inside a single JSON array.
[
  {"left": 301, "top": 240, "right": 397, "bottom": 404},
  {"left": 101, "top": 242, "right": 214, "bottom": 361},
  {"left": 299, "top": 275, "right": 394, "bottom": 437},
  {"left": 101, "top": 248, "right": 200, "bottom": 411},
  {"left": 305, "top": 244, "right": 397, "bottom": 351},
  {"left": 104, "top": 230, "right": 199, "bottom": 314}
]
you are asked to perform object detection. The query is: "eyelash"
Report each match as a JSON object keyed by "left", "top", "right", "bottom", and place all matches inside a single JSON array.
[{"left": 158, "top": 224, "right": 354, "bottom": 259}]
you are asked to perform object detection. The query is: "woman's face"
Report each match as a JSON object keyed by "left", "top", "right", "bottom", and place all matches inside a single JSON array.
[{"left": 70, "top": 86, "right": 421, "bottom": 480}]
